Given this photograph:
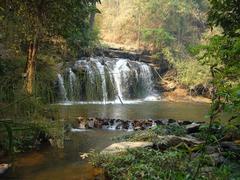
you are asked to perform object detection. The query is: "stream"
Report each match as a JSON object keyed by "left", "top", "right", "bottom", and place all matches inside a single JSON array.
[{"left": 3, "top": 101, "right": 210, "bottom": 179}]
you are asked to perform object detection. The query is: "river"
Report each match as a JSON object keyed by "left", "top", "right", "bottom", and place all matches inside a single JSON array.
[{"left": 2, "top": 101, "right": 210, "bottom": 179}]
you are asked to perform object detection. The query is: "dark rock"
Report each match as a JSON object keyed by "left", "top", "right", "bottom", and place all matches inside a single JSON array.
[
  {"left": 154, "top": 135, "right": 204, "bottom": 150},
  {"left": 221, "top": 141, "right": 240, "bottom": 154},
  {"left": 102, "top": 121, "right": 109, "bottom": 126},
  {"left": 155, "top": 120, "right": 165, "bottom": 125},
  {"left": 122, "top": 121, "right": 129, "bottom": 130},
  {"left": 179, "top": 120, "right": 192, "bottom": 125},
  {"left": 168, "top": 119, "right": 176, "bottom": 124},
  {"left": 133, "top": 120, "right": 142, "bottom": 128},
  {"left": 94, "top": 119, "right": 104, "bottom": 128},
  {"left": 186, "top": 123, "right": 201, "bottom": 133}
]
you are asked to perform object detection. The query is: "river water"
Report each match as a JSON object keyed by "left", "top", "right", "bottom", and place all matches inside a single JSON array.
[
  {"left": 3, "top": 101, "right": 210, "bottom": 179},
  {"left": 57, "top": 101, "right": 210, "bottom": 122}
]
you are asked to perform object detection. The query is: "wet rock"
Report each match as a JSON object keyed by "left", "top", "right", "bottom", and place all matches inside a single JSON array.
[
  {"left": 133, "top": 120, "right": 145, "bottom": 130},
  {"left": 94, "top": 119, "right": 104, "bottom": 129},
  {"left": 154, "top": 135, "right": 204, "bottom": 150},
  {"left": 179, "top": 120, "right": 192, "bottom": 125},
  {"left": 116, "top": 123, "right": 123, "bottom": 130},
  {"left": 186, "top": 123, "right": 201, "bottom": 133},
  {"left": 101, "top": 142, "right": 153, "bottom": 154},
  {"left": 221, "top": 141, "right": 240, "bottom": 154},
  {"left": 134, "top": 127, "right": 142, "bottom": 131},
  {"left": 77, "top": 116, "right": 87, "bottom": 129},
  {"left": 122, "top": 121, "right": 130, "bottom": 130},
  {"left": 168, "top": 119, "right": 176, "bottom": 124},
  {"left": 0, "top": 164, "right": 11, "bottom": 175},
  {"left": 87, "top": 117, "right": 98, "bottom": 128},
  {"left": 155, "top": 120, "right": 165, "bottom": 125},
  {"left": 161, "top": 119, "right": 169, "bottom": 125}
]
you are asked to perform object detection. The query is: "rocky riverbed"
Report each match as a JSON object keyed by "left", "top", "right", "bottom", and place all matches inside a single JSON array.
[{"left": 72, "top": 116, "right": 204, "bottom": 132}]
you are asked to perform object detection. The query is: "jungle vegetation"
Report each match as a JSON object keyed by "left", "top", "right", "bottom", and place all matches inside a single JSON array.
[
  {"left": 0, "top": 0, "right": 100, "bottom": 155},
  {"left": 98, "top": 0, "right": 211, "bottom": 88},
  {"left": 0, "top": 0, "right": 239, "bottom": 179}
]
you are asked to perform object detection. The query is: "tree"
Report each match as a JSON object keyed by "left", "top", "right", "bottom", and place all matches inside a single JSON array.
[
  {"left": 0, "top": 0, "right": 100, "bottom": 94},
  {"left": 200, "top": 0, "right": 240, "bottom": 124}
]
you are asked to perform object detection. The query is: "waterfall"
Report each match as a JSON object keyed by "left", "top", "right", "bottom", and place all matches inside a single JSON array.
[
  {"left": 56, "top": 57, "right": 158, "bottom": 104},
  {"left": 57, "top": 74, "right": 68, "bottom": 101},
  {"left": 69, "top": 68, "right": 76, "bottom": 100},
  {"left": 111, "top": 59, "right": 130, "bottom": 102},
  {"left": 95, "top": 59, "right": 108, "bottom": 103}
]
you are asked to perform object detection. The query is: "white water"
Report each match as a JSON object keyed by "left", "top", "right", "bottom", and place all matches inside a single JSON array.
[
  {"left": 57, "top": 74, "right": 68, "bottom": 101},
  {"left": 111, "top": 59, "right": 130, "bottom": 101},
  {"left": 69, "top": 68, "right": 76, "bottom": 100},
  {"left": 57, "top": 57, "right": 159, "bottom": 104},
  {"left": 95, "top": 59, "right": 108, "bottom": 103}
]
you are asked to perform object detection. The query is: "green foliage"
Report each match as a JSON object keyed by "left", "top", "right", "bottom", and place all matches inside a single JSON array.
[
  {"left": 0, "top": 116, "right": 64, "bottom": 154},
  {"left": 90, "top": 147, "right": 236, "bottom": 179},
  {"left": 115, "top": 124, "right": 187, "bottom": 142},
  {"left": 0, "top": 57, "right": 57, "bottom": 104},
  {"left": 0, "top": 0, "right": 100, "bottom": 55},
  {"left": 91, "top": 148, "right": 189, "bottom": 180},
  {"left": 208, "top": 0, "right": 240, "bottom": 36},
  {"left": 142, "top": 28, "right": 175, "bottom": 50},
  {"left": 198, "top": 36, "right": 240, "bottom": 124},
  {"left": 201, "top": 0, "right": 240, "bottom": 125},
  {"left": 174, "top": 59, "right": 210, "bottom": 88}
]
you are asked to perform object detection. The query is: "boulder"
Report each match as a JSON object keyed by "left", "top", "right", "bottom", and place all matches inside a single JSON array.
[
  {"left": 87, "top": 120, "right": 95, "bottom": 129},
  {"left": 154, "top": 135, "right": 204, "bottom": 150},
  {"left": 101, "top": 142, "right": 153, "bottom": 154},
  {"left": 168, "top": 119, "right": 177, "bottom": 124},
  {"left": 76, "top": 116, "right": 87, "bottom": 129},
  {"left": 186, "top": 123, "right": 201, "bottom": 133},
  {"left": 122, "top": 121, "right": 130, "bottom": 130},
  {"left": 179, "top": 120, "right": 192, "bottom": 125},
  {"left": 221, "top": 141, "right": 240, "bottom": 154},
  {"left": 94, "top": 118, "right": 104, "bottom": 129},
  {"left": 154, "top": 119, "right": 169, "bottom": 125}
]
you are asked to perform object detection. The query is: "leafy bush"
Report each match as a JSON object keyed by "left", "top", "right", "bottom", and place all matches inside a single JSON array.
[
  {"left": 174, "top": 59, "right": 211, "bottom": 88},
  {"left": 90, "top": 148, "right": 189, "bottom": 180}
]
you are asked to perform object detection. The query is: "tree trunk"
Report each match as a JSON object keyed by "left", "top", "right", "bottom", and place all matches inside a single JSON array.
[
  {"left": 24, "top": 35, "right": 38, "bottom": 95},
  {"left": 89, "top": 2, "right": 96, "bottom": 31}
]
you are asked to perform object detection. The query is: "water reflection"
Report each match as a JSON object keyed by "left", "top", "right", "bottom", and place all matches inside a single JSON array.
[{"left": 57, "top": 101, "right": 210, "bottom": 122}]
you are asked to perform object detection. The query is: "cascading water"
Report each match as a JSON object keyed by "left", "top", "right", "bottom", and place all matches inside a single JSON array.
[
  {"left": 57, "top": 74, "right": 68, "bottom": 101},
  {"left": 69, "top": 68, "right": 76, "bottom": 100},
  {"left": 95, "top": 59, "right": 108, "bottom": 103},
  {"left": 57, "top": 57, "right": 158, "bottom": 104}
]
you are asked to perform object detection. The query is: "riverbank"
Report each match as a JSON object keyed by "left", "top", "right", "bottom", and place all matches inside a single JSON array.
[
  {"left": 89, "top": 120, "right": 240, "bottom": 179},
  {"left": 162, "top": 88, "right": 211, "bottom": 103}
]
